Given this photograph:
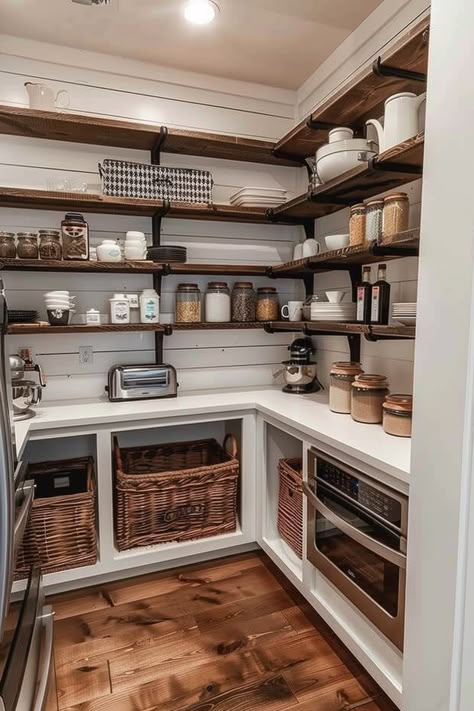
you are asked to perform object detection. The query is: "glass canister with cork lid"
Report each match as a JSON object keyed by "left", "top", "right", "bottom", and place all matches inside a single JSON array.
[
  {"left": 0, "top": 232, "right": 17, "bottom": 259},
  {"left": 16, "top": 232, "right": 39, "bottom": 259},
  {"left": 39, "top": 230, "right": 62, "bottom": 260},
  {"left": 175, "top": 283, "right": 202, "bottom": 323},
  {"left": 232, "top": 282, "right": 256, "bottom": 322},
  {"left": 205, "top": 282, "right": 231, "bottom": 323},
  {"left": 329, "top": 362, "right": 364, "bottom": 414},
  {"left": 383, "top": 394, "right": 413, "bottom": 437},
  {"left": 349, "top": 204, "right": 367, "bottom": 246},
  {"left": 365, "top": 199, "right": 384, "bottom": 244},
  {"left": 351, "top": 374, "right": 390, "bottom": 424},
  {"left": 256, "top": 287, "right": 279, "bottom": 321},
  {"left": 383, "top": 192, "right": 409, "bottom": 239}
]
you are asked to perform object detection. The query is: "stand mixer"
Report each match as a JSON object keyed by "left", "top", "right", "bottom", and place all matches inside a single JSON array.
[
  {"left": 274, "top": 337, "right": 322, "bottom": 394},
  {"left": 9, "top": 350, "right": 46, "bottom": 421}
]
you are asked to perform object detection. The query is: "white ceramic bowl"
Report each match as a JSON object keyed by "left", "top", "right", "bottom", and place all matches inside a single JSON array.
[
  {"left": 326, "top": 290, "right": 346, "bottom": 303},
  {"left": 44, "top": 291, "right": 70, "bottom": 299},
  {"left": 325, "top": 234, "right": 350, "bottom": 251},
  {"left": 317, "top": 148, "right": 377, "bottom": 183}
]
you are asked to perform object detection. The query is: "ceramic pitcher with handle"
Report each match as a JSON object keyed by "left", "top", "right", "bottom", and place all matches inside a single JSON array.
[
  {"left": 366, "top": 92, "right": 426, "bottom": 153},
  {"left": 25, "top": 83, "right": 70, "bottom": 111}
]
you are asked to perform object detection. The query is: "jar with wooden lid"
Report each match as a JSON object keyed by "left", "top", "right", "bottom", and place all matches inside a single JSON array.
[
  {"left": 0, "top": 232, "right": 16, "bottom": 259},
  {"left": 365, "top": 199, "right": 384, "bottom": 244},
  {"left": 383, "top": 192, "right": 409, "bottom": 239},
  {"left": 175, "top": 283, "right": 202, "bottom": 323},
  {"left": 205, "top": 282, "right": 230, "bottom": 323},
  {"left": 329, "top": 362, "right": 364, "bottom": 414},
  {"left": 16, "top": 232, "right": 38, "bottom": 259},
  {"left": 39, "top": 230, "right": 62, "bottom": 260},
  {"left": 61, "top": 212, "right": 89, "bottom": 260},
  {"left": 256, "top": 287, "right": 279, "bottom": 322},
  {"left": 383, "top": 394, "right": 413, "bottom": 437},
  {"left": 349, "top": 204, "right": 367, "bottom": 246},
  {"left": 232, "top": 282, "right": 256, "bottom": 322},
  {"left": 351, "top": 374, "right": 389, "bottom": 424}
]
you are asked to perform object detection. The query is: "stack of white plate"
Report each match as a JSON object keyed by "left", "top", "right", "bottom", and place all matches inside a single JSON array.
[
  {"left": 310, "top": 302, "right": 357, "bottom": 322},
  {"left": 229, "top": 187, "right": 287, "bottom": 208},
  {"left": 392, "top": 303, "right": 417, "bottom": 325}
]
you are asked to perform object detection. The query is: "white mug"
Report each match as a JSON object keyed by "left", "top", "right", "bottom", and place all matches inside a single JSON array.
[
  {"left": 282, "top": 301, "right": 304, "bottom": 322},
  {"left": 25, "top": 82, "right": 70, "bottom": 111}
]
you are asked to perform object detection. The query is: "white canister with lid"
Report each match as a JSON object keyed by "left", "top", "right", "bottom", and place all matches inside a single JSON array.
[
  {"left": 85, "top": 308, "right": 101, "bottom": 325},
  {"left": 110, "top": 295, "right": 130, "bottom": 324},
  {"left": 139, "top": 289, "right": 160, "bottom": 323},
  {"left": 97, "top": 239, "right": 122, "bottom": 262}
]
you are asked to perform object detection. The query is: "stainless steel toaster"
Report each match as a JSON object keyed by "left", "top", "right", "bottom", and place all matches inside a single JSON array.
[{"left": 106, "top": 364, "right": 178, "bottom": 401}]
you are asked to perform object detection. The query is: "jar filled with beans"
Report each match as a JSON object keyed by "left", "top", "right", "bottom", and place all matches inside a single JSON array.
[
  {"left": 16, "top": 232, "right": 39, "bottom": 259},
  {"left": 0, "top": 232, "right": 16, "bottom": 259},
  {"left": 365, "top": 199, "right": 384, "bottom": 244},
  {"left": 383, "top": 192, "right": 409, "bottom": 239},
  {"left": 232, "top": 282, "right": 256, "bottom": 322},
  {"left": 256, "top": 287, "right": 279, "bottom": 321},
  {"left": 39, "top": 230, "right": 62, "bottom": 260},
  {"left": 175, "top": 283, "right": 202, "bottom": 323},
  {"left": 349, "top": 204, "right": 366, "bottom": 246}
]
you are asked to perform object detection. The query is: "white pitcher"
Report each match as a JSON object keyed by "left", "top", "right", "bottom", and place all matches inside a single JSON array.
[
  {"left": 25, "top": 82, "right": 70, "bottom": 111},
  {"left": 366, "top": 92, "right": 426, "bottom": 153}
]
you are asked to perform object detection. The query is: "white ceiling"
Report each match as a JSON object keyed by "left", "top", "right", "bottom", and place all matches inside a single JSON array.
[{"left": 0, "top": 0, "right": 384, "bottom": 89}]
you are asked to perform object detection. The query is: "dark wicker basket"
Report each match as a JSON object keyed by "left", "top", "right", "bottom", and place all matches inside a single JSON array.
[
  {"left": 15, "top": 456, "right": 97, "bottom": 577},
  {"left": 113, "top": 436, "right": 239, "bottom": 551},
  {"left": 277, "top": 458, "right": 303, "bottom": 559}
]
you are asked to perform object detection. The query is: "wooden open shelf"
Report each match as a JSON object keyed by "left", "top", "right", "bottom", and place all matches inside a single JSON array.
[
  {"left": 0, "top": 258, "right": 164, "bottom": 274},
  {"left": 0, "top": 105, "right": 300, "bottom": 167},
  {"left": 273, "top": 16, "right": 429, "bottom": 162},
  {"left": 266, "top": 321, "right": 415, "bottom": 339},
  {"left": 7, "top": 323, "right": 167, "bottom": 335},
  {"left": 172, "top": 322, "right": 267, "bottom": 331}
]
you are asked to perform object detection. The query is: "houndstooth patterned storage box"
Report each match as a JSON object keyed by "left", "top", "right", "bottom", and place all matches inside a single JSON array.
[{"left": 99, "top": 159, "right": 214, "bottom": 204}]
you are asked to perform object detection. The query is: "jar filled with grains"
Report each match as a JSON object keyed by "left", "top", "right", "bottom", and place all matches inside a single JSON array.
[
  {"left": 232, "top": 282, "right": 256, "bottom": 322},
  {"left": 0, "top": 232, "right": 17, "bottom": 259},
  {"left": 175, "top": 283, "right": 202, "bottom": 323},
  {"left": 383, "top": 394, "right": 413, "bottom": 437},
  {"left": 256, "top": 287, "right": 279, "bottom": 322},
  {"left": 351, "top": 374, "right": 389, "bottom": 424},
  {"left": 329, "top": 361, "right": 364, "bottom": 414},
  {"left": 16, "top": 232, "right": 39, "bottom": 259},
  {"left": 39, "top": 230, "right": 62, "bottom": 260},
  {"left": 205, "top": 282, "right": 231, "bottom": 323},
  {"left": 365, "top": 199, "right": 384, "bottom": 244},
  {"left": 349, "top": 204, "right": 367, "bottom": 246},
  {"left": 383, "top": 192, "right": 409, "bottom": 239}
]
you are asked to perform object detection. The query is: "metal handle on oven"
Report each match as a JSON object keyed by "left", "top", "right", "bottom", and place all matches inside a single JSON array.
[
  {"left": 13, "top": 481, "right": 35, "bottom": 562},
  {"left": 32, "top": 607, "right": 55, "bottom": 711},
  {"left": 302, "top": 481, "right": 407, "bottom": 569}
]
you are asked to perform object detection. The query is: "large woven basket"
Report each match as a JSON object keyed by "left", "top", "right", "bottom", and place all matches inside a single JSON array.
[
  {"left": 15, "top": 457, "right": 97, "bottom": 578},
  {"left": 113, "top": 436, "right": 239, "bottom": 551},
  {"left": 277, "top": 458, "right": 303, "bottom": 559}
]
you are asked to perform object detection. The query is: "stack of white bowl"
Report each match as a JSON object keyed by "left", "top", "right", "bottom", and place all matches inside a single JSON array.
[
  {"left": 310, "top": 300, "right": 356, "bottom": 322},
  {"left": 124, "top": 231, "right": 147, "bottom": 261},
  {"left": 44, "top": 291, "right": 76, "bottom": 324}
]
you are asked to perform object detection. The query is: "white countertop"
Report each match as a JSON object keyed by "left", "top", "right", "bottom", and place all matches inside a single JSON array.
[{"left": 15, "top": 387, "right": 411, "bottom": 484}]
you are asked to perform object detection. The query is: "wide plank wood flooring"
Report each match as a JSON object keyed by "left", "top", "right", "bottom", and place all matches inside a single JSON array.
[{"left": 48, "top": 552, "right": 398, "bottom": 711}]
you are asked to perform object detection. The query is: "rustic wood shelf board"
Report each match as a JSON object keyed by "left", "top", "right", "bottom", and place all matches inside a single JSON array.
[
  {"left": 267, "top": 321, "right": 415, "bottom": 339},
  {"left": 169, "top": 263, "right": 269, "bottom": 277},
  {"left": 7, "top": 323, "right": 166, "bottom": 335},
  {"left": 172, "top": 322, "right": 268, "bottom": 330},
  {"left": 0, "top": 258, "right": 164, "bottom": 274}
]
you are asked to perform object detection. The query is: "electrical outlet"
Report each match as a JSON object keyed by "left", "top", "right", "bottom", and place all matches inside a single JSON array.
[{"left": 79, "top": 346, "right": 93, "bottom": 365}]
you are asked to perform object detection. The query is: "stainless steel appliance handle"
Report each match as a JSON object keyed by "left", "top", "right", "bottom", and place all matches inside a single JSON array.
[
  {"left": 13, "top": 481, "right": 35, "bottom": 561},
  {"left": 32, "top": 607, "right": 55, "bottom": 711},
  {"left": 302, "top": 481, "right": 407, "bottom": 569}
]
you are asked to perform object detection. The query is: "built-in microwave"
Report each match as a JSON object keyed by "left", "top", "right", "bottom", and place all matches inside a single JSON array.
[{"left": 303, "top": 448, "right": 408, "bottom": 651}]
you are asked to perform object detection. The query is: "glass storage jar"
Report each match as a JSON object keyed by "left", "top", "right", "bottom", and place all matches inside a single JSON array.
[
  {"left": 0, "top": 232, "right": 17, "bottom": 259},
  {"left": 205, "top": 282, "right": 230, "bottom": 323},
  {"left": 349, "top": 204, "right": 367, "bottom": 246},
  {"left": 39, "top": 230, "right": 62, "bottom": 260},
  {"left": 383, "top": 394, "right": 413, "bottom": 437},
  {"left": 256, "top": 287, "right": 279, "bottom": 321},
  {"left": 383, "top": 192, "right": 409, "bottom": 239},
  {"left": 61, "top": 212, "right": 89, "bottom": 260},
  {"left": 329, "top": 361, "right": 364, "bottom": 414},
  {"left": 175, "top": 283, "right": 202, "bottom": 323},
  {"left": 16, "top": 232, "right": 39, "bottom": 259},
  {"left": 232, "top": 282, "right": 256, "bottom": 322},
  {"left": 365, "top": 199, "right": 384, "bottom": 244},
  {"left": 351, "top": 374, "right": 389, "bottom": 424}
]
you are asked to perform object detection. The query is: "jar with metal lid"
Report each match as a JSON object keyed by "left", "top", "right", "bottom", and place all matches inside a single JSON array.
[
  {"left": 256, "top": 287, "right": 279, "bottom": 322},
  {"left": 329, "top": 361, "right": 364, "bottom": 414},
  {"left": 39, "top": 230, "right": 62, "bottom": 260},
  {"left": 0, "top": 232, "right": 16, "bottom": 259},
  {"left": 16, "top": 232, "right": 39, "bottom": 259},
  {"left": 205, "top": 282, "right": 230, "bottom": 323},
  {"left": 365, "top": 199, "right": 384, "bottom": 244},
  {"left": 349, "top": 204, "right": 367, "bottom": 246},
  {"left": 383, "top": 394, "right": 413, "bottom": 437},
  {"left": 175, "top": 283, "right": 202, "bottom": 323},
  {"left": 351, "top": 374, "right": 389, "bottom": 424},
  {"left": 61, "top": 212, "right": 89, "bottom": 260},
  {"left": 383, "top": 192, "right": 409, "bottom": 239},
  {"left": 232, "top": 282, "right": 256, "bottom": 322}
]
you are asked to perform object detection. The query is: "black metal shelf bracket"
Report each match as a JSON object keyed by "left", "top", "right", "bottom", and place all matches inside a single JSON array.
[
  {"left": 347, "top": 334, "right": 362, "bottom": 362},
  {"left": 151, "top": 126, "right": 169, "bottom": 165},
  {"left": 370, "top": 243, "right": 419, "bottom": 258},
  {"left": 271, "top": 145, "right": 305, "bottom": 165},
  {"left": 306, "top": 117, "right": 341, "bottom": 132},
  {"left": 163, "top": 324, "right": 173, "bottom": 337},
  {"left": 373, "top": 159, "right": 423, "bottom": 176},
  {"left": 372, "top": 57, "right": 427, "bottom": 83}
]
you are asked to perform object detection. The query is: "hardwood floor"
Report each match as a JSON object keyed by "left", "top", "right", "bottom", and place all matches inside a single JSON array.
[{"left": 48, "top": 552, "right": 399, "bottom": 711}]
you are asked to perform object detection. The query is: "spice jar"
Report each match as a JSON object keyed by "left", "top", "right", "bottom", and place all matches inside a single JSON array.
[
  {"left": 176, "top": 284, "right": 202, "bottom": 323},
  {"left": 329, "top": 362, "right": 364, "bottom": 414},
  {"left": 16, "top": 232, "right": 38, "bottom": 259},
  {"left": 61, "top": 213, "right": 89, "bottom": 260},
  {"left": 365, "top": 199, "right": 384, "bottom": 244},
  {"left": 383, "top": 394, "right": 413, "bottom": 438},
  {"left": 0, "top": 232, "right": 16, "bottom": 259},
  {"left": 39, "top": 230, "right": 62, "bottom": 260},
  {"left": 256, "top": 287, "right": 279, "bottom": 321},
  {"left": 383, "top": 192, "right": 409, "bottom": 239},
  {"left": 349, "top": 204, "right": 367, "bottom": 246},
  {"left": 351, "top": 374, "right": 389, "bottom": 424},
  {"left": 232, "top": 282, "right": 256, "bottom": 322},
  {"left": 205, "top": 282, "right": 230, "bottom": 323}
]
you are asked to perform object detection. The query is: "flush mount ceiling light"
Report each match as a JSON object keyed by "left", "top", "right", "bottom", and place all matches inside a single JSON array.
[{"left": 183, "top": 0, "right": 219, "bottom": 25}]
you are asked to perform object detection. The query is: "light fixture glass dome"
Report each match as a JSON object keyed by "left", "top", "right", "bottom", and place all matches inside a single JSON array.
[{"left": 184, "top": 0, "right": 219, "bottom": 25}]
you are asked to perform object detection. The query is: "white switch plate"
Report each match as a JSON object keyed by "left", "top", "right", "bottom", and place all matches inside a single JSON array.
[{"left": 79, "top": 346, "right": 94, "bottom": 365}]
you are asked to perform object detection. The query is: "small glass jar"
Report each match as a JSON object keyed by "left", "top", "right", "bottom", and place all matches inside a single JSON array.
[
  {"left": 383, "top": 192, "right": 409, "bottom": 239},
  {"left": 0, "top": 232, "right": 16, "bottom": 259},
  {"left": 383, "top": 394, "right": 413, "bottom": 437},
  {"left": 256, "top": 287, "right": 279, "bottom": 322},
  {"left": 39, "top": 230, "right": 62, "bottom": 260},
  {"left": 329, "top": 362, "right": 364, "bottom": 414},
  {"left": 365, "top": 199, "right": 384, "bottom": 244},
  {"left": 232, "top": 282, "right": 256, "bottom": 322},
  {"left": 175, "top": 283, "right": 202, "bottom": 323},
  {"left": 349, "top": 204, "right": 367, "bottom": 246},
  {"left": 16, "top": 232, "right": 39, "bottom": 259},
  {"left": 61, "top": 212, "right": 89, "bottom": 260},
  {"left": 351, "top": 374, "right": 389, "bottom": 424},
  {"left": 205, "top": 282, "right": 230, "bottom": 323}
]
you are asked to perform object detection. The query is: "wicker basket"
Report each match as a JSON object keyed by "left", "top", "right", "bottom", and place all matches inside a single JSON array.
[
  {"left": 277, "top": 458, "right": 303, "bottom": 559},
  {"left": 15, "top": 457, "right": 97, "bottom": 578},
  {"left": 113, "top": 436, "right": 239, "bottom": 551}
]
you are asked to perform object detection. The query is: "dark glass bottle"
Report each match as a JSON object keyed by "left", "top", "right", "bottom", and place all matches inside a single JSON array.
[
  {"left": 370, "top": 264, "right": 391, "bottom": 324},
  {"left": 356, "top": 266, "right": 372, "bottom": 323}
]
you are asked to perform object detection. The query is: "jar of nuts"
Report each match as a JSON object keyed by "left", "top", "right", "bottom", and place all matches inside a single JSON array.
[
  {"left": 0, "top": 232, "right": 17, "bottom": 259},
  {"left": 175, "top": 283, "right": 202, "bottom": 323},
  {"left": 256, "top": 287, "right": 279, "bottom": 321},
  {"left": 349, "top": 204, "right": 366, "bottom": 246},
  {"left": 231, "top": 282, "right": 256, "bottom": 322},
  {"left": 39, "top": 230, "right": 62, "bottom": 260},
  {"left": 17, "top": 232, "right": 39, "bottom": 259}
]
